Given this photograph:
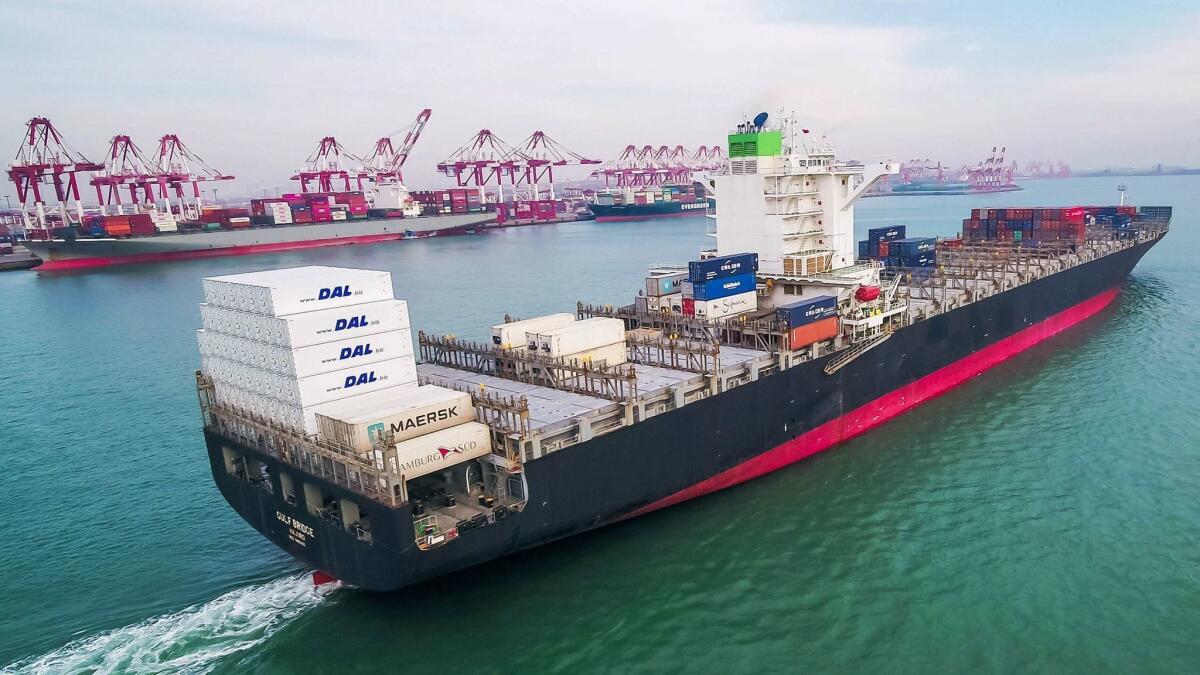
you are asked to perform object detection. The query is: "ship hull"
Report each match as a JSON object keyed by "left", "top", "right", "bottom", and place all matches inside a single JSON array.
[
  {"left": 25, "top": 214, "right": 495, "bottom": 271},
  {"left": 591, "top": 201, "right": 709, "bottom": 222},
  {"left": 206, "top": 236, "right": 1158, "bottom": 591}
]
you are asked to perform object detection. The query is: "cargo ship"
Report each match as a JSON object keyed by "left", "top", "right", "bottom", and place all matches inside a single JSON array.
[
  {"left": 589, "top": 183, "right": 710, "bottom": 221},
  {"left": 195, "top": 115, "right": 1168, "bottom": 592},
  {"left": 23, "top": 213, "right": 495, "bottom": 271}
]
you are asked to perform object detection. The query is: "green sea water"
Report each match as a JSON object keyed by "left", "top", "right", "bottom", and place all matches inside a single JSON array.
[{"left": 0, "top": 176, "right": 1197, "bottom": 674}]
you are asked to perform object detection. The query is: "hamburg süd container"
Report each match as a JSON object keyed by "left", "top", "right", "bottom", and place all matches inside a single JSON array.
[
  {"left": 684, "top": 272, "right": 756, "bottom": 301},
  {"left": 692, "top": 290, "right": 757, "bottom": 320},
  {"left": 202, "top": 266, "right": 394, "bottom": 317},
  {"left": 776, "top": 295, "right": 837, "bottom": 328},
  {"left": 313, "top": 384, "right": 475, "bottom": 452},
  {"left": 491, "top": 313, "right": 576, "bottom": 350},
  {"left": 688, "top": 252, "right": 758, "bottom": 283},
  {"left": 198, "top": 327, "right": 414, "bottom": 378},
  {"left": 528, "top": 317, "right": 626, "bottom": 357},
  {"left": 199, "top": 299, "right": 409, "bottom": 349},
  {"left": 386, "top": 422, "right": 493, "bottom": 480}
]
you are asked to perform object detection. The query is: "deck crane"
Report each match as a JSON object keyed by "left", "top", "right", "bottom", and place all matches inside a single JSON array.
[
  {"left": 436, "top": 129, "right": 521, "bottom": 202},
  {"left": 6, "top": 117, "right": 104, "bottom": 231},
  {"left": 292, "top": 137, "right": 368, "bottom": 194},
  {"left": 505, "top": 131, "right": 600, "bottom": 200},
  {"left": 90, "top": 135, "right": 164, "bottom": 216},
  {"left": 156, "top": 134, "right": 235, "bottom": 220}
]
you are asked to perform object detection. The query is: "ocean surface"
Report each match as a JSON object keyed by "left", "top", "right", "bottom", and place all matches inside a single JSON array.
[{"left": 1, "top": 176, "right": 1197, "bottom": 674}]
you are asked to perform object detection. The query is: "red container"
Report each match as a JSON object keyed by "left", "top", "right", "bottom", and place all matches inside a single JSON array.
[
  {"left": 130, "top": 214, "right": 156, "bottom": 235},
  {"left": 877, "top": 241, "right": 890, "bottom": 257},
  {"left": 789, "top": 316, "right": 838, "bottom": 350},
  {"left": 682, "top": 298, "right": 696, "bottom": 316}
]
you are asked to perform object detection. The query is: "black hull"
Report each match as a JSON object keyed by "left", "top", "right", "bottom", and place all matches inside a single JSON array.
[
  {"left": 206, "top": 237, "right": 1159, "bottom": 591},
  {"left": 591, "top": 201, "right": 708, "bottom": 221}
]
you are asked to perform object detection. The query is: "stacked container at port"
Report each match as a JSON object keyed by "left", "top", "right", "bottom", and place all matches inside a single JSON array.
[
  {"left": 499, "top": 200, "right": 563, "bottom": 222},
  {"left": 856, "top": 226, "right": 937, "bottom": 268},
  {"left": 197, "top": 266, "right": 419, "bottom": 434},
  {"left": 637, "top": 269, "right": 688, "bottom": 314},
  {"left": 681, "top": 253, "right": 758, "bottom": 320},
  {"left": 959, "top": 206, "right": 1137, "bottom": 244},
  {"left": 413, "top": 189, "right": 488, "bottom": 216}
]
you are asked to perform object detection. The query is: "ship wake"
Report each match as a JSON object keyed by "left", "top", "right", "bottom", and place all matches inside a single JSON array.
[{"left": 3, "top": 573, "right": 333, "bottom": 675}]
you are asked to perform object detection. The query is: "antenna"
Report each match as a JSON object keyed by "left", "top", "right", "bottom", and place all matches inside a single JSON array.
[{"left": 1117, "top": 184, "right": 1127, "bottom": 206}]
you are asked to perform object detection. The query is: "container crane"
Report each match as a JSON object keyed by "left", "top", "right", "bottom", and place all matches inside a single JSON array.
[
  {"left": 156, "top": 134, "right": 235, "bottom": 220},
  {"left": 592, "top": 144, "right": 719, "bottom": 188},
  {"left": 360, "top": 108, "right": 431, "bottom": 186},
  {"left": 6, "top": 117, "right": 104, "bottom": 231},
  {"left": 90, "top": 135, "right": 163, "bottom": 216},
  {"left": 292, "top": 137, "right": 368, "bottom": 194},
  {"left": 506, "top": 131, "right": 600, "bottom": 200},
  {"left": 436, "top": 129, "right": 521, "bottom": 202}
]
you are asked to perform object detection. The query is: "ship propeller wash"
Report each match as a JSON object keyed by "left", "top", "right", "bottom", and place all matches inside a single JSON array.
[{"left": 196, "top": 112, "right": 1170, "bottom": 591}]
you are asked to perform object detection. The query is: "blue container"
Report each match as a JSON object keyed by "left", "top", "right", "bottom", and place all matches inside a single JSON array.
[
  {"left": 857, "top": 240, "right": 869, "bottom": 259},
  {"left": 690, "top": 272, "right": 756, "bottom": 301},
  {"left": 889, "top": 237, "right": 937, "bottom": 256},
  {"left": 688, "top": 252, "right": 758, "bottom": 282},
  {"left": 776, "top": 295, "right": 837, "bottom": 328},
  {"left": 867, "top": 225, "right": 906, "bottom": 244},
  {"left": 894, "top": 252, "right": 936, "bottom": 267}
]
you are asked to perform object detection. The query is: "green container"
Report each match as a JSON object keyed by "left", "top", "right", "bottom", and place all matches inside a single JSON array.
[{"left": 203, "top": 222, "right": 221, "bottom": 231}]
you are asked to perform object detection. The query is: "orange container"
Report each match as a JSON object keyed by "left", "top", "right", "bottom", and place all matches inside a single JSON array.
[
  {"left": 104, "top": 223, "right": 132, "bottom": 236},
  {"left": 789, "top": 316, "right": 838, "bottom": 350}
]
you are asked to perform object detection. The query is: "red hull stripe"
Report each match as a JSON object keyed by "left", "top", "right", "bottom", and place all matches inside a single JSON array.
[
  {"left": 595, "top": 211, "right": 706, "bottom": 223},
  {"left": 630, "top": 286, "right": 1121, "bottom": 517},
  {"left": 33, "top": 231, "right": 419, "bottom": 271}
]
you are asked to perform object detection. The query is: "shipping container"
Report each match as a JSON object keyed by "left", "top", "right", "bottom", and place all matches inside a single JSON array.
[
  {"left": 789, "top": 316, "right": 838, "bottom": 350},
  {"left": 646, "top": 292, "right": 682, "bottom": 313},
  {"left": 645, "top": 271, "right": 688, "bottom": 297},
  {"left": 528, "top": 317, "right": 625, "bottom": 357},
  {"left": 202, "top": 266, "right": 394, "bottom": 316},
  {"left": 198, "top": 327, "right": 414, "bottom": 378},
  {"left": 857, "top": 240, "right": 868, "bottom": 260},
  {"left": 692, "top": 290, "right": 757, "bottom": 320},
  {"left": 384, "top": 422, "right": 493, "bottom": 480},
  {"left": 491, "top": 313, "right": 576, "bottom": 350},
  {"left": 688, "top": 252, "right": 759, "bottom": 282},
  {"left": 314, "top": 384, "right": 475, "bottom": 452},
  {"left": 776, "top": 295, "right": 837, "bottom": 327},
  {"left": 686, "top": 272, "right": 756, "bottom": 301},
  {"left": 199, "top": 298, "right": 409, "bottom": 349},
  {"left": 202, "top": 353, "right": 418, "bottom": 409},
  {"left": 888, "top": 237, "right": 936, "bottom": 256}
]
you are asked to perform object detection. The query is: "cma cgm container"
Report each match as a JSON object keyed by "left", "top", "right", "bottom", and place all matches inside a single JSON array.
[
  {"left": 776, "top": 295, "right": 837, "bottom": 328},
  {"left": 202, "top": 266, "right": 394, "bottom": 316},
  {"left": 199, "top": 299, "right": 409, "bottom": 349},
  {"left": 684, "top": 272, "right": 756, "bottom": 301},
  {"left": 888, "top": 237, "right": 936, "bottom": 257},
  {"left": 314, "top": 384, "right": 475, "bottom": 452},
  {"left": 688, "top": 253, "right": 758, "bottom": 282},
  {"left": 691, "top": 290, "right": 757, "bottom": 320},
  {"left": 867, "top": 225, "right": 906, "bottom": 257}
]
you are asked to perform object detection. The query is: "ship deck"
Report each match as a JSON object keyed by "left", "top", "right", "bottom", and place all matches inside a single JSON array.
[{"left": 417, "top": 345, "right": 769, "bottom": 434}]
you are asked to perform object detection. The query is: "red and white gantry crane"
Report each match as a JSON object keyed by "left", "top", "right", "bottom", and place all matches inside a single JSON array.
[
  {"left": 292, "top": 137, "right": 368, "bottom": 194},
  {"left": 156, "top": 134, "right": 235, "bottom": 219},
  {"left": 6, "top": 117, "right": 104, "bottom": 230}
]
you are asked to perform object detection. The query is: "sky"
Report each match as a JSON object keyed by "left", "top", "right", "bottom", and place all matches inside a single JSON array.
[{"left": 2, "top": 0, "right": 1198, "bottom": 197}]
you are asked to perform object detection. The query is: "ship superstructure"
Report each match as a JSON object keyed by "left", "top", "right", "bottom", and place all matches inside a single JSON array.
[{"left": 196, "top": 114, "right": 1169, "bottom": 592}]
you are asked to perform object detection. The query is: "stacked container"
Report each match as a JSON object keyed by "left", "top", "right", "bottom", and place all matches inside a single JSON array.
[
  {"left": 776, "top": 295, "right": 839, "bottom": 349},
  {"left": 491, "top": 313, "right": 575, "bottom": 351},
  {"left": 682, "top": 253, "right": 759, "bottom": 319},
  {"left": 198, "top": 266, "right": 418, "bottom": 434},
  {"left": 527, "top": 317, "right": 627, "bottom": 369}
]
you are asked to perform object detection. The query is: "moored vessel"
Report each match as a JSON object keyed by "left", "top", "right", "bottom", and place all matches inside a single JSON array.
[{"left": 196, "top": 114, "right": 1169, "bottom": 591}]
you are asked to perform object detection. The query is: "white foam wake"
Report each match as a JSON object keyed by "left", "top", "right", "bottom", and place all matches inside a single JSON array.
[{"left": 3, "top": 573, "right": 333, "bottom": 675}]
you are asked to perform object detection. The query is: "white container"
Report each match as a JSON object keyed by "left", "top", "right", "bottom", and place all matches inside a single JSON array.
[
  {"left": 202, "top": 266, "right": 394, "bottom": 316},
  {"left": 693, "top": 290, "right": 758, "bottom": 320},
  {"left": 199, "top": 299, "right": 409, "bottom": 348},
  {"left": 645, "top": 272, "right": 687, "bottom": 297},
  {"left": 647, "top": 293, "right": 682, "bottom": 313},
  {"left": 313, "top": 385, "right": 475, "bottom": 452},
  {"left": 491, "top": 313, "right": 575, "bottom": 350},
  {"left": 387, "top": 422, "right": 493, "bottom": 480},
  {"left": 529, "top": 317, "right": 625, "bottom": 357},
  {"left": 198, "top": 327, "right": 413, "bottom": 378},
  {"left": 331, "top": 211, "right": 347, "bottom": 221},
  {"left": 202, "top": 354, "right": 418, "bottom": 408}
]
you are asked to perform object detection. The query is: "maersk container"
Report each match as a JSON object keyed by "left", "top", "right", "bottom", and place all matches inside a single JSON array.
[
  {"left": 200, "top": 328, "right": 414, "bottom": 378},
  {"left": 200, "top": 299, "right": 409, "bottom": 349},
  {"left": 386, "top": 422, "right": 493, "bottom": 480},
  {"left": 528, "top": 317, "right": 626, "bottom": 357},
  {"left": 645, "top": 272, "right": 688, "bottom": 297},
  {"left": 491, "top": 313, "right": 576, "bottom": 350},
  {"left": 776, "top": 295, "right": 837, "bottom": 328},
  {"left": 202, "top": 266, "right": 394, "bottom": 317},
  {"left": 687, "top": 252, "right": 758, "bottom": 283},
  {"left": 692, "top": 290, "right": 757, "bottom": 320},
  {"left": 687, "top": 272, "right": 756, "bottom": 301},
  {"left": 313, "top": 384, "right": 475, "bottom": 452}
]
